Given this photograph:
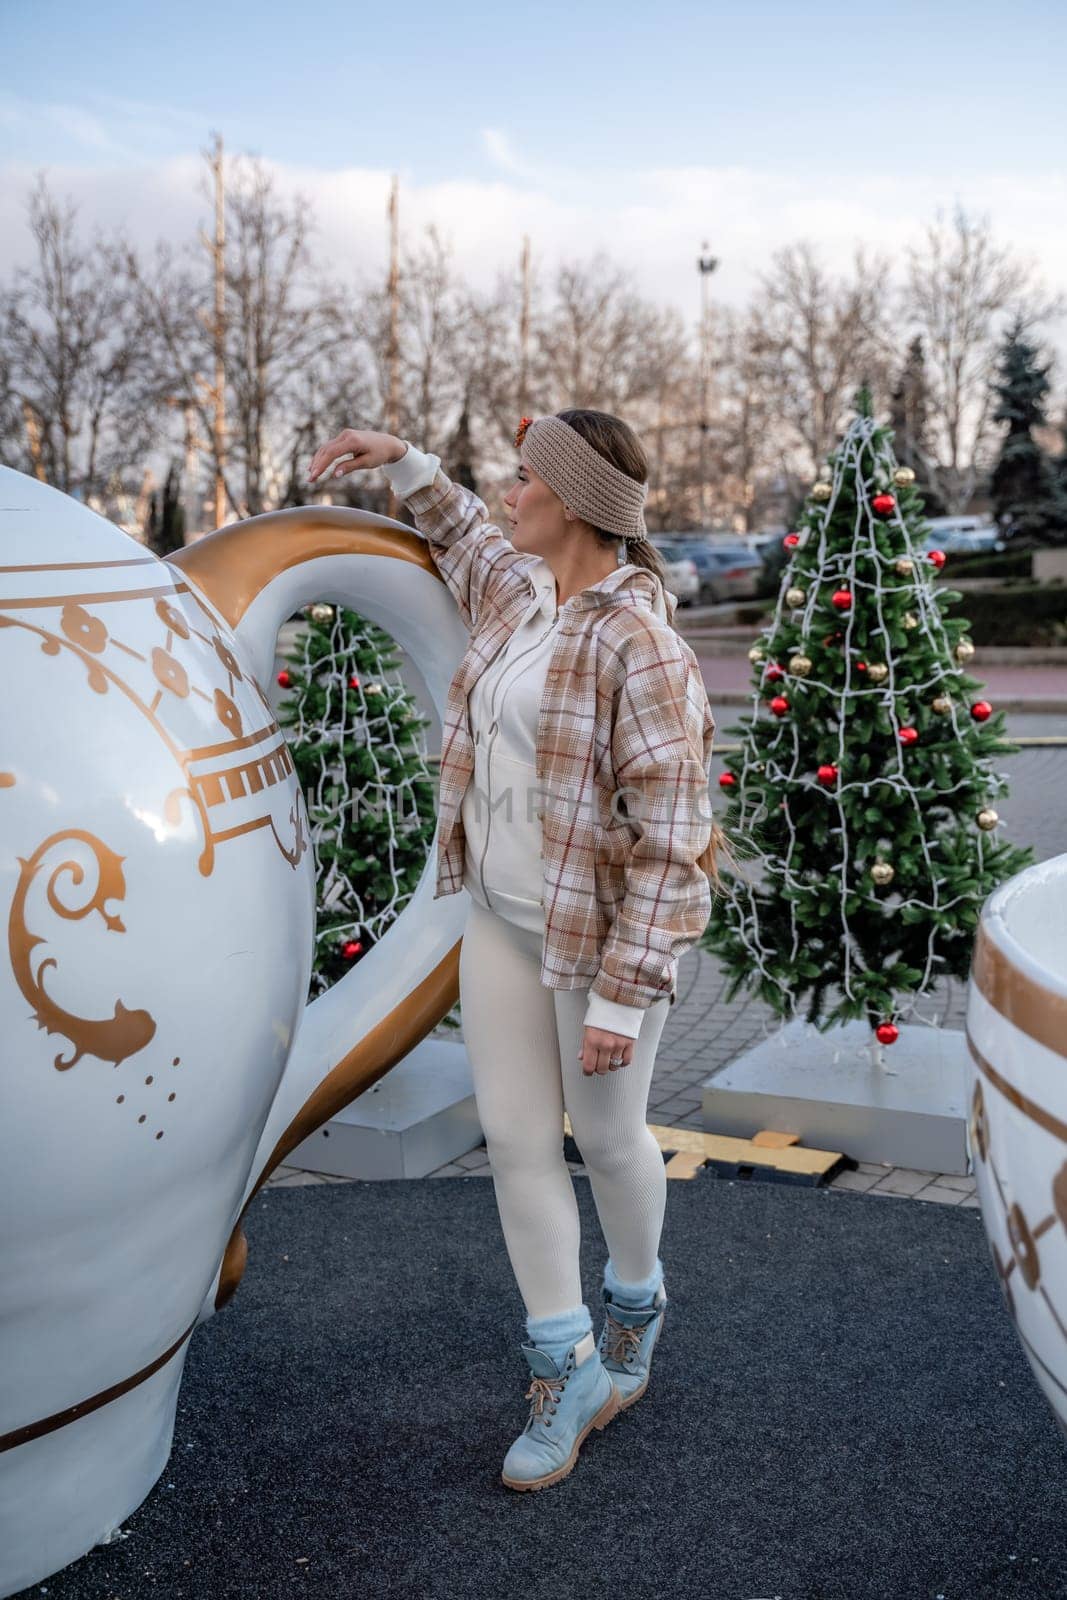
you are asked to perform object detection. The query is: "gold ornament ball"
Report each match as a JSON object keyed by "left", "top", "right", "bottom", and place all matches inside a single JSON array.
[
  {"left": 977, "top": 809, "right": 1000, "bottom": 831},
  {"left": 871, "top": 861, "right": 895, "bottom": 886},
  {"left": 747, "top": 646, "right": 765, "bottom": 663},
  {"left": 894, "top": 557, "right": 914, "bottom": 577},
  {"left": 894, "top": 466, "right": 916, "bottom": 487},
  {"left": 902, "top": 611, "right": 919, "bottom": 630},
  {"left": 308, "top": 602, "right": 335, "bottom": 622},
  {"left": 866, "top": 662, "right": 889, "bottom": 683},
  {"left": 811, "top": 482, "right": 832, "bottom": 503},
  {"left": 785, "top": 586, "right": 807, "bottom": 608},
  {"left": 931, "top": 695, "right": 953, "bottom": 714},
  {"left": 955, "top": 639, "right": 976, "bottom": 664},
  {"left": 367, "top": 683, "right": 383, "bottom": 695},
  {"left": 789, "top": 653, "right": 813, "bottom": 677}
]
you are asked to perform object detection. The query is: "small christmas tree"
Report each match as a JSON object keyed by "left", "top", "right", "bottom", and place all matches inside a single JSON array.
[
  {"left": 277, "top": 603, "right": 440, "bottom": 997},
  {"left": 703, "top": 388, "right": 1033, "bottom": 1045}
]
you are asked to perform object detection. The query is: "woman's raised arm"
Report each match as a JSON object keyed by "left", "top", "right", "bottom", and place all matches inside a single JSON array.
[{"left": 309, "top": 428, "right": 534, "bottom": 632}]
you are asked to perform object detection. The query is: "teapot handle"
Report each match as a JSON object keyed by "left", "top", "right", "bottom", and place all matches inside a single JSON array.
[{"left": 169, "top": 505, "right": 470, "bottom": 1310}]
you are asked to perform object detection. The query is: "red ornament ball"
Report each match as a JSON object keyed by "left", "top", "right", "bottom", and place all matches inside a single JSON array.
[
  {"left": 765, "top": 662, "right": 785, "bottom": 682},
  {"left": 831, "top": 588, "right": 852, "bottom": 611},
  {"left": 276, "top": 669, "right": 291, "bottom": 688},
  {"left": 349, "top": 674, "right": 360, "bottom": 690},
  {"left": 927, "top": 548, "right": 946, "bottom": 570},
  {"left": 970, "top": 700, "right": 993, "bottom": 722},
  {"left": 856, "top": 661, "right": 868, "bottom": 672},
  {"left": 875, "top": 1022, "right": 900, "bottom": 1046},
  {"left": 718, "top": 772, "right": 737, "bottom": 791},
  {"left": 816, "top": 763, "right": 839, "bottom": 788},
  {"left": 898, "top": 725, "right": 919, "bottom": 746},
  {"left": 783, "top": 532, "right": 801, "bottom": 551},
  {"left": 871, "top": 493, "right": 897, "bottom": 517},
  {"left": 769, "top": 695, "right": 790, "bottom": 717},
  {"left": 341, "top": 940, "right": 363, "bottom": 961}
]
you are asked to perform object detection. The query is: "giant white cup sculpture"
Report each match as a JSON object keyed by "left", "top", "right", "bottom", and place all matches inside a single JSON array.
[
  {"left": 966, "top": 852, "right": 1067, "bottom": 1446},
  {"left": 0, "top": 466, "right": 471, "bottom": 1597}
]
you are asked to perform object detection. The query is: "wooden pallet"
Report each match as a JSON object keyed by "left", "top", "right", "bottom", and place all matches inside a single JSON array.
[{"left": 563, "top": 1115, "right": 845, "bottom": 1186}]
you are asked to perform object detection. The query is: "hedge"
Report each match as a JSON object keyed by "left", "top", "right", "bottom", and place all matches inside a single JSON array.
[
  {"left": 947, "top": 582, "right": 1067, "bottom": 646},
  {"left": 724, "top": 581, "right": 1067, "bottom": 645}
]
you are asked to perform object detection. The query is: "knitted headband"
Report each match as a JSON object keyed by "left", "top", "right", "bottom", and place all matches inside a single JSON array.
[{"left": 517, "top": 414, "right": 648, "bottom": 541}]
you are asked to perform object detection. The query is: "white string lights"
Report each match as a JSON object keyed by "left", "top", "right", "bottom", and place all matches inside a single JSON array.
[
  {"left": 711, "top": 409, "right": 1028, "bottom": 1045},
  {"left": 279, "top": 605, "right": 436, "bottom": 996}
]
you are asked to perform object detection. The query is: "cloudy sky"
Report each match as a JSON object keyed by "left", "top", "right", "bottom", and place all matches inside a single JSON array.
[{"left": 3, "top": 0, "right": 1065, "bottom": 353}]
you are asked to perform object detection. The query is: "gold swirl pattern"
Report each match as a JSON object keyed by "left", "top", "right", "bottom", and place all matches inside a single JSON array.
[{"left": 8, "top": 829, "right": 157, "bottom": 1071}]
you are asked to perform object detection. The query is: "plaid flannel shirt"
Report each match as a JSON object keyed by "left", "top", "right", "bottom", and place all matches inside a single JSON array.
[{"left": 402, "top": 465, "right": 716, "bottom": 1012}]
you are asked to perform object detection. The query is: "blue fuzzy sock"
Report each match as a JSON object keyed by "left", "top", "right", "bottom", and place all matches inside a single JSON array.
[
  {"left": 603, "top": 1255, "right": 664, "bottom": 1309},
  {"left": 525, "top": 1303, "right": 593, "bottom": 1369}
]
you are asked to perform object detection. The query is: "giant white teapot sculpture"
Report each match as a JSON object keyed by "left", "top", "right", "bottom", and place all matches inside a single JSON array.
[{"left": 0, "top": 466, "right": 470, "bottom": 1598}]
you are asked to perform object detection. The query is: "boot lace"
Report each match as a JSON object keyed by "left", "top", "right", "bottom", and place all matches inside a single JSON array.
[
  {"left": 524, "top": 1374, "right": 565, "bottom": 1426},
  {"left": 602, "top": 1312, "right": 646, "bottom": 1367}
]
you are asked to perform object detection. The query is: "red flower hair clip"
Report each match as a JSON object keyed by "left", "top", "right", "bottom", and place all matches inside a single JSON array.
[{"left": 514, "top": 415, "right": 534, "bottom": 449}]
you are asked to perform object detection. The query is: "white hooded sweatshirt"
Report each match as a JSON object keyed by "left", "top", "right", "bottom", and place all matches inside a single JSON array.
[{"left": 384, "top": 442, "right": 654, "bottom": 1040}]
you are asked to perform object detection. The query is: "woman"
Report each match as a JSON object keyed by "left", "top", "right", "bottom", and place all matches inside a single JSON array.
[{"left": 307, "top": 409, "right": 721, "bottom": 1492}]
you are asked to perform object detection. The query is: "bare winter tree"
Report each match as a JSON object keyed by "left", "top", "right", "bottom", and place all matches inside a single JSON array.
[
  {"left": 541, "top": 250, "right": 686, "bottom": 418},
  {"left": 220, "top": 154, "right": 350, "bottom": 515},
  {"left": 118, "top": 232, "right": 243, "bottom": 526},
  {"left": 122, "top": 150, "right": 352, "bottom": 522},
  {"left": 400, "top": 223, "right": 474, "bottom": 447},
  {"left": 0, "top": 340, "right": 24, "bottom": 471},
  {"left": 0, "top": 174, "right": 161, "bottom": 501},
  {"left": 904, "top": 207, "right": 1062, "bottom": 513},
  {"left": 471, "top": 251, "right": 698, "bottom": 523},
  {"left": 749, "top": 240, "right": 895, "bottom": 478},
  {"left": 707, "top": 304, "right": 788, "bottom": 531},
  {"left": 343, "top": 222, "right": 478, "bottom": 462},
  {"left": 463, "top": 251, "right": 555, "bottom": 457}
]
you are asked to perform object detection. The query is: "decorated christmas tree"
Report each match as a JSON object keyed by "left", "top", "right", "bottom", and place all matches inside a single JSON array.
[
  {"left": 703, "top": 388, "right": 1033, "bottom": 1044},
  {"left": 277, "top": 603, "right": 440, "bottom": 997}
]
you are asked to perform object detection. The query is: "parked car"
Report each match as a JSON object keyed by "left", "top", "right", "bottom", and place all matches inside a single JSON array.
[
  {"left": 654, "top": 536, "right": 763, "bottom": 604},
  {"left": 920, "top": 516, "right": 1005, "bottom": 554},
  {"left": 650, "top": 539, "right": 700, "bottom": 606},
  {"left": 740, "top": 531, "right": 780, "bottom": 558}
]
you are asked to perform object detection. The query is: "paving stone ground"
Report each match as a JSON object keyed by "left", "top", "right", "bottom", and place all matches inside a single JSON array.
[{"left": 267, "top": 743, "right": 1063, "bottom": 1210}]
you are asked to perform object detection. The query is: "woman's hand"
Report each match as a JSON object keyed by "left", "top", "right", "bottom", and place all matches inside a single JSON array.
[
  {"left": 579, "top": 1025, "right": 635, "bottom": 1076},
  {"left": 308, "top": 428, "right": 407, "bottom": 485}
]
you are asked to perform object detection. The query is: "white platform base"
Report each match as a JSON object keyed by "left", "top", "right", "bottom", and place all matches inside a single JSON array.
[
  {"left": 286, "top": 1035, "right": 483, "bottom": 1180},
  {"left": 702, "top": 1019, "right": 972, "bottom": 1176}
]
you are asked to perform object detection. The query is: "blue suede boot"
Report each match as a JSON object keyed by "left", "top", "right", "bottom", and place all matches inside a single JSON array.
[
  {"left": 597, "top": 1257, "right": 668, "bottom": 1411},
  {"left": 501, "top": 1306, "right": 620, "bottom": 1491}
]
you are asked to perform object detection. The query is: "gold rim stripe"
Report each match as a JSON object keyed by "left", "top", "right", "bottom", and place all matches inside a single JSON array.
[
  {"left": 0, "top": 1317, "right": 198, "bottom": 1454},
  {"left": 972, "top": 922, "right": 1067, "bottom": 1063},
  {"left": 966, "top": 1028, "right": 1067, "bottom": 1145}
]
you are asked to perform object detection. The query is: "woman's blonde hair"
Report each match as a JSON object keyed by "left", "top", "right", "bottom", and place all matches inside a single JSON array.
[{"left": 555, "top": 407, "right": 739, "bottom": 894}]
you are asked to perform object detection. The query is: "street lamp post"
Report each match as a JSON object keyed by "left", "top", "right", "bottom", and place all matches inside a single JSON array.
[{"left": 697, "top": 241, "right": 719, "bottom": 527}]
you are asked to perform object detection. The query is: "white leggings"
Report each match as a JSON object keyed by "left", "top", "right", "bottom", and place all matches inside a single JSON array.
[{"left": 458, "top": 894, "right": 671, "bottom": 1321}]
